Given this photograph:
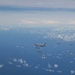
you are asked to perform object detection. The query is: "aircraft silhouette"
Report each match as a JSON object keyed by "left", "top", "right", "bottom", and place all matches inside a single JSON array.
[{"left": 34, "top": 43, "right": 46, "bottom": 48}]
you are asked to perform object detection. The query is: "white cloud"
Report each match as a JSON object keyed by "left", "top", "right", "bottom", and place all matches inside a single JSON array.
[
  {"left": 54, "top": 64, "right": 58, "bottom": 68},
  {"left": 16, "top": 65, "right": 21, "bottom": 68},
  {"left": 12, "top": 58, "right": 29, "bottom": 67},
  {"left": 48, "top": 63, "right": 52, "bottom": 68},
  {"left": 57, "top": 34, "right": 75, "bottom": 41},
  {"left": 42, "top": 55, "right": 46, "bottom": 59},
  {"left": 41, "top": 20, "right": 61, "bottom": 24},
  {"left": 0, "top": 10, "right": 75, "bottom": 28},
  {"left": 0, "top": 64, "right": 4, "bottom": 68},
  {"left": 18, "top": 59, "right": 24, "bottom": 64},
  {"left": 56, "top": 56, "right": 61, "bottom": 59},
  {"left": 21, "top": 19, "right": 61, "bottom": 25},
  {"left": 57, "top": 70, "right": 62, "bottom": 73},
  {"left": 70, "top": 70, "right": 75, "bottom": 74},
  {"left": 34, "top": 65, "right": 40, "bottom": 69},
  {"left": 21, "top": 20, "right": 36, "bottom": 24},
  {"left": 23, "top": 63, "right": 29, "bottom": 67},
  {"left": 8, "top": 61, "right": 13, "bottom": 65},
  {"left": 69, "top": 21, "right": 75, "bottom": 24},
  {"left": 45, "top": 69, "right": 55, "bottom": 72},
  {"left": 44, "top": 32, "right": 75, "bottom": 42},
  {"left": 13, "top": 59, "right": 17, "bottom": 62},
  {"left": 70, "top": 61, "right": 74, "bottom": 63}
]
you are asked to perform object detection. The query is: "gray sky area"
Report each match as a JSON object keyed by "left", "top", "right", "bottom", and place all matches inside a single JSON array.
[
  {"left": 0, "top": 0, "right": 75, "bottom": 8},
  {"left": 0, "top": 0, "right": 75, "bottom": 28}
]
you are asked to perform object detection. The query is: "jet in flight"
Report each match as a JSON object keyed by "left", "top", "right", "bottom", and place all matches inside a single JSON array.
[{"left": 34, "top": 43, "right": 46, "bottom": 47}]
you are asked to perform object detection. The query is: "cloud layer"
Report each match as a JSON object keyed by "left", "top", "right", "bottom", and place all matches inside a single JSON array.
[
  {"left": 21, "top": 20, "right": 61, "bottom": 25},
  {"left": 0, "top": 0, "right": 75, "bottom": 8}
]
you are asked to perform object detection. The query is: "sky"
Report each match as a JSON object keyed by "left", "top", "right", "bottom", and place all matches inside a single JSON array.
[
  {"left": 0, "top": 11, "right": 75, "bottom": 27},
  {"left": 0, "top": 0, "right": 75, "bottom": 8},
  {"left": 1, "top": 1, "right": 75, "bottom": 74},
  {"left": 0, "top": 0, "right": 75, "bottom": 29}
]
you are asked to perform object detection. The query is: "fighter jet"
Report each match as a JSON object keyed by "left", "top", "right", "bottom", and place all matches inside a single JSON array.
[{"left": 34, "top": 43, "right": 46, "bottom": 47}]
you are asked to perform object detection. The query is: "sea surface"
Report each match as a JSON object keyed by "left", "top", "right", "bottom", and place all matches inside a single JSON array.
[{"left": 0, "top": 27, "right": 75, "bottom": 75}]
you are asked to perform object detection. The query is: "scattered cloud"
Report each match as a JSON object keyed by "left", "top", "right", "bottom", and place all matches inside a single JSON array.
[
  {"left": 48, "top": 63, "right": 52, "bottom": 68},
  {"left": 12, "top": 58, "right": 29, "bottom": 67},
  {"left": 23, "top": 63, "right": 29, "bottom": 67},
  {"left": 57, "top": 70, "right": 62, "bottom": 73},
  {"left": 0, "top": 64, "right": 4, "bottom": 68},
  {"left": 43, "top": 32, "right": 75, "bottom": 42},
  {"left": 70, "top": 61, "right": 74, "bottom": 64},
  {"left": 34, "top": 65, "right": 40, "bottom": 69},
  {"left": 16, "top": 65, "right": 21, "bottom": 68},
  {"left": 45, "top": 68, "right": 55, "bottom": 72},
  {"left": 18, "top": 59, "right": 24, "bottom": 64},
  {"left": 13, "top": 59, "right": 17, "bottom": 62},
  {"left": 8, "top": 61, "right": 13, "bottom": 65},
  {"left": 56, "top": 56, "right": 61, "bottom": 59},
  {"left": 42, "top": 55, "right": 46, "bottom": 59},
  {"left": 54, "top": 64, "right": 58, "bottom": 68},
  {"left": 70, "top": 70, "right": 75, "bottom": 74}
]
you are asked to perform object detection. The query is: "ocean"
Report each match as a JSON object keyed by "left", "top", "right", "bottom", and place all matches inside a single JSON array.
[{"left": 0, "top": 27, "right": 75, "bottom": 75}]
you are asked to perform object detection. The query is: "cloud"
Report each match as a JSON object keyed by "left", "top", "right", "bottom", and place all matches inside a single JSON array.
[
  {"left": 54, "top": 64, "right": 58, "bottom": 68},
  {"left": 21, "top": 19, "right": 61, "bottom": 25},
  {"left": 70, "top": 70, "right": 75, "bottom": 74},
  {"left": 16, "top": 65, "right": 21, "bottom": 68},
  {"left": 69, "top": 21, "right": 75, "bottom": 24},
  {"left": 8, "top": 61, "right": 13, "bottom": 65},
  {"left": 42, "top": 55, "right": 46, "bottom": 59},
  {"left": 18, "top": 59, "right": 24, "bottom": 64},
  {"left": 41, "top": 20, "right": 61, "bottom": 24},
  {"left": 23, "top": 63, "right": 29, "bottom": 67},
  {"left": 57, "top": 34, "right": 75, "bottom": 41},
  {"left": 0, "top": 0, "right": 75, "bottom": 8},
  {"left": 34, "top": 65, "right": 40, "bottom": 69},
  {"left": 48, "top": 63, "right": 52, "bottom": 68},
  {"left": 21, "top": 20, "right": 36, "bottom": 24},
  {"left": 13, "top": 59, "right": 17, "bottom": 62},
  {"left": 70, "top": 61, "right": 74, "bottom": 63},
  {"left": 0, "top": 64, "right": 4, "bottom": 68},
  {"left": 0, "top": 27, "right": 10, "bottom": 31},
  {"left": 43, "top": 32, "right": 75, "bottom": 42},
  {"left": 57, "top": 70, "right": 62, "bottom": 73},
  {"left": 12, "top": 58, "right": 29, "bottom": 67},
  {"left": 45, "top": 69, "right": 55, "bottom": 72}
]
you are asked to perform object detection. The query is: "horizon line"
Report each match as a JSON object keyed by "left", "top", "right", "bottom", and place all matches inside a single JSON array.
[{"left": 0, "top": 5, "right": 75, "bottom": 12}]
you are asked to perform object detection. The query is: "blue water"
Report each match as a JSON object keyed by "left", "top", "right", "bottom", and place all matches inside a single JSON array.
[{"left": 0, "top": 27, "right": 75, "bottom": 75}]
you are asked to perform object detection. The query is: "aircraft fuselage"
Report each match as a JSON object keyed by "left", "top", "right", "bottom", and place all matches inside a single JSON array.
[{"left": 34, "top": 43, "right": 46, "bottom": 47}]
